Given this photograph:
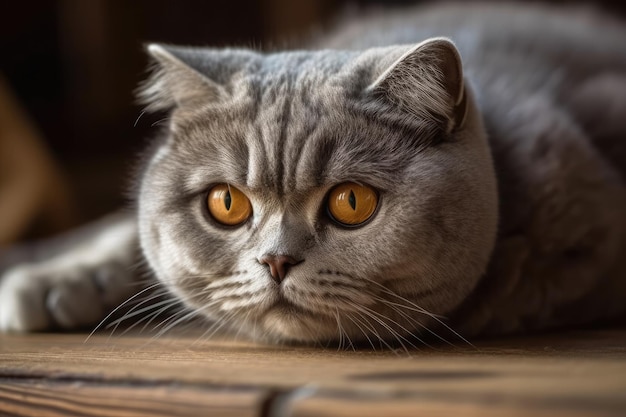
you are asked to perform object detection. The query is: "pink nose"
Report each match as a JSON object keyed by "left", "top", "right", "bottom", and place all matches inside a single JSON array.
[{"left": 259, "top": 255, "right": 302, "bottom": 283}]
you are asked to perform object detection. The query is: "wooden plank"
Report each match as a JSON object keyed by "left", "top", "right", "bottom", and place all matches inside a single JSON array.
[
  {"left": 286, "top": 395, "right": 624, "bottom": 417},
  {"left": 0, "top": 379, "right": 263, "bottom": 417},
  {"left": 1, "top": 329, "right": 625, "bottom": 416}
]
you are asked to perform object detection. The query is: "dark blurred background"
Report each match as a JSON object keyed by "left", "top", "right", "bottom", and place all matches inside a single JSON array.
[{"left": 2, "top": 0, "right": 625, "bottom": 239}]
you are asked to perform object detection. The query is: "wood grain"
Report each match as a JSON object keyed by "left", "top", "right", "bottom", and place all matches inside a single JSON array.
[
  {"left": 0, "top": 380, "right": 262, "bottom": 417},
  {"left": 1, "top": 328, "right": 625, "bottom": 416}
]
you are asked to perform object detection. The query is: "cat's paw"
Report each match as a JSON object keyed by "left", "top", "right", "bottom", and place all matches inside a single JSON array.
[{"left": 0, "top": 261, "right": 134, "bottom": 332}]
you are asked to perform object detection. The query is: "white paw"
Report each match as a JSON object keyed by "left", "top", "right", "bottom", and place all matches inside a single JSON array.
[
  {"left": 0, "top": 265, "right": 49, "bottom": 331},
  {"left": 0, "top": 261, "right": 134, "bottom": 332}
]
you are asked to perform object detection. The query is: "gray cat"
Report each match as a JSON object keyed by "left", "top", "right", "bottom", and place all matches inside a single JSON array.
[{"left": 1, "top": 2, "right": 625, "bottom": 346}]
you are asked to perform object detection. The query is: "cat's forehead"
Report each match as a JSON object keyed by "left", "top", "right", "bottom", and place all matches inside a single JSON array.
[
  {"left": 255, "top": 50, "right": 357, "bottom": 82},
  {"left": 230, "top": 49, "right": 371, "bottom": 103},
  {"left": 172, "top": 92, "right": 418, "bottom": 198},
  {"left": 166, "top": 49, "right": 432, "bottom": 196}
]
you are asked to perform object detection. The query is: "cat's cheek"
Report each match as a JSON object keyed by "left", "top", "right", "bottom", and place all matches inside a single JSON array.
[{"left": 152, "top": 227, "right": 200, "bottom": 276}]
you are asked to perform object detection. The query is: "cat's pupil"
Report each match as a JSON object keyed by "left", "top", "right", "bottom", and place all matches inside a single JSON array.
[
  {"left": 224, "top": 191, "right": 232, "bottom": 211},
  {"left": 348, "top": 190, "right": 356, "bottom": 210}
]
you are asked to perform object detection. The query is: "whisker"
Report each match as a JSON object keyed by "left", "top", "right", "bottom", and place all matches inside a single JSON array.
[
  {"left": 359, "top": 276, "right": 473, "bottom": 347},
  {"left": 151, "top": 309, "right": 200, "bottom": 340},
  {"left": 104, "top": 290, "right": 172, "bottom": 328},
  {"left": 335, "top": 308, "right": 355, "bottom": 351},
  {"left": 372, "top": 296, "right": 454, "bottom": 347},
  {"left": 350, "top": 309, "right": 395, "bottom": 351},
  {"left": 129, "top": 299, "right": 185, "bottom": 336},
  {"left": 133, "top": 110, "right": 145, "bottom": 127},
  {"left": 344, "top": 313, "right": 376, "bottom": 350},
  {"left": 354, "top": 303, "right": 416, "bottom": 354},
  {"left": 105, "top": 298, "right": 178, "bottom": 335},
  {"left": 85, "top": 282, "right": 163, "bottom": 343},
  {"left": 333, "top": 309, "right": 344, "bottom": 351},
  {"left": 151, "top": 117, "right": 169, "bottom": 127},
  {"left": 232, "top": 308, "right": 254, "bottom": 343},
  {"left": 199, "top": 310, "right": 237, "bottom": 341}
]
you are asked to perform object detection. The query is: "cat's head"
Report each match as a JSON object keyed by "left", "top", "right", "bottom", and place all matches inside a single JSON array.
[{"left": 136, "top": 39, "right": 498, "bottom": 344}]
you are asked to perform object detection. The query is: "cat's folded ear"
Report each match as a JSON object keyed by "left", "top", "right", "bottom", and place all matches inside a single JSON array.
[
  {"left": 138, "top": 44, "right": 257, "bottom": 112},
  {"left": 368, "top": 38, "right": 467, "bottom": 133}
]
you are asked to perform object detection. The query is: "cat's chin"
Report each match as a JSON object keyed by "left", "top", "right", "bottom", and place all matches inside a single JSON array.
[{"left": 260, "top": 305, "right": 336, "bottom": 343}]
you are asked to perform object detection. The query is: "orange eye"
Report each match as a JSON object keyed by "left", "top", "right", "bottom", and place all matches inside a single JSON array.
[
  {"left": 207, "top": 184, "right": 252, "bottom": 226},
  {"left": 327, "top": 182, "right": 378, "bottom": 226}
]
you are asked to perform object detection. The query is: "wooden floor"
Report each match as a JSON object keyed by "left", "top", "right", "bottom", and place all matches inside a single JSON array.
[{"left": 1, "top": 328, "right": 625, "bottom": 416}]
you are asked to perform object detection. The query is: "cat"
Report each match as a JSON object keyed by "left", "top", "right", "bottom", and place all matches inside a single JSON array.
[{"left": 1, "top": 2, "right": 625, "bottom": 346}]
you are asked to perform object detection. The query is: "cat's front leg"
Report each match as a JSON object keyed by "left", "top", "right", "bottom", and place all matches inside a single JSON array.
[{"left": 0, "top": 212, "right": 139, "bottom": 332}]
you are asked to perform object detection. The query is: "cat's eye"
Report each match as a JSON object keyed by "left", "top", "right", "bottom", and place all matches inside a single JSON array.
[
  {"left": 327, "top": 182, "right": 378, "bottom": 226},
  {"left": 207, "top": 184, "right": 252, "bottom": 226}
]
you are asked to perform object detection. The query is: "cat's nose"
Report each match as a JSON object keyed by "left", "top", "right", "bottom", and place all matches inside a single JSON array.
[{"left": 258, "top": 255, "right": 302, "bottom": 283}]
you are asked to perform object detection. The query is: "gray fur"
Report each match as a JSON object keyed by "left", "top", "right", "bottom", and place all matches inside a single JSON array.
[
  {"left": 1, "top": 2, "right": 625, "bottom": 344},
  {"left": 137, "top": 37, "right": 497, "bottom": 343}
]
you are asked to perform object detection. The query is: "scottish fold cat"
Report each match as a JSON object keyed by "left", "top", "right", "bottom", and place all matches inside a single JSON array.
[{"left": 1, "top": 2, "right": 625, "bottom": 345}]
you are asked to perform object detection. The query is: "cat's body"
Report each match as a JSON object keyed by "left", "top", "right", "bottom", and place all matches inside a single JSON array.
[{"left": 1, "top": 2, "right": 625, "bottom": 345}]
